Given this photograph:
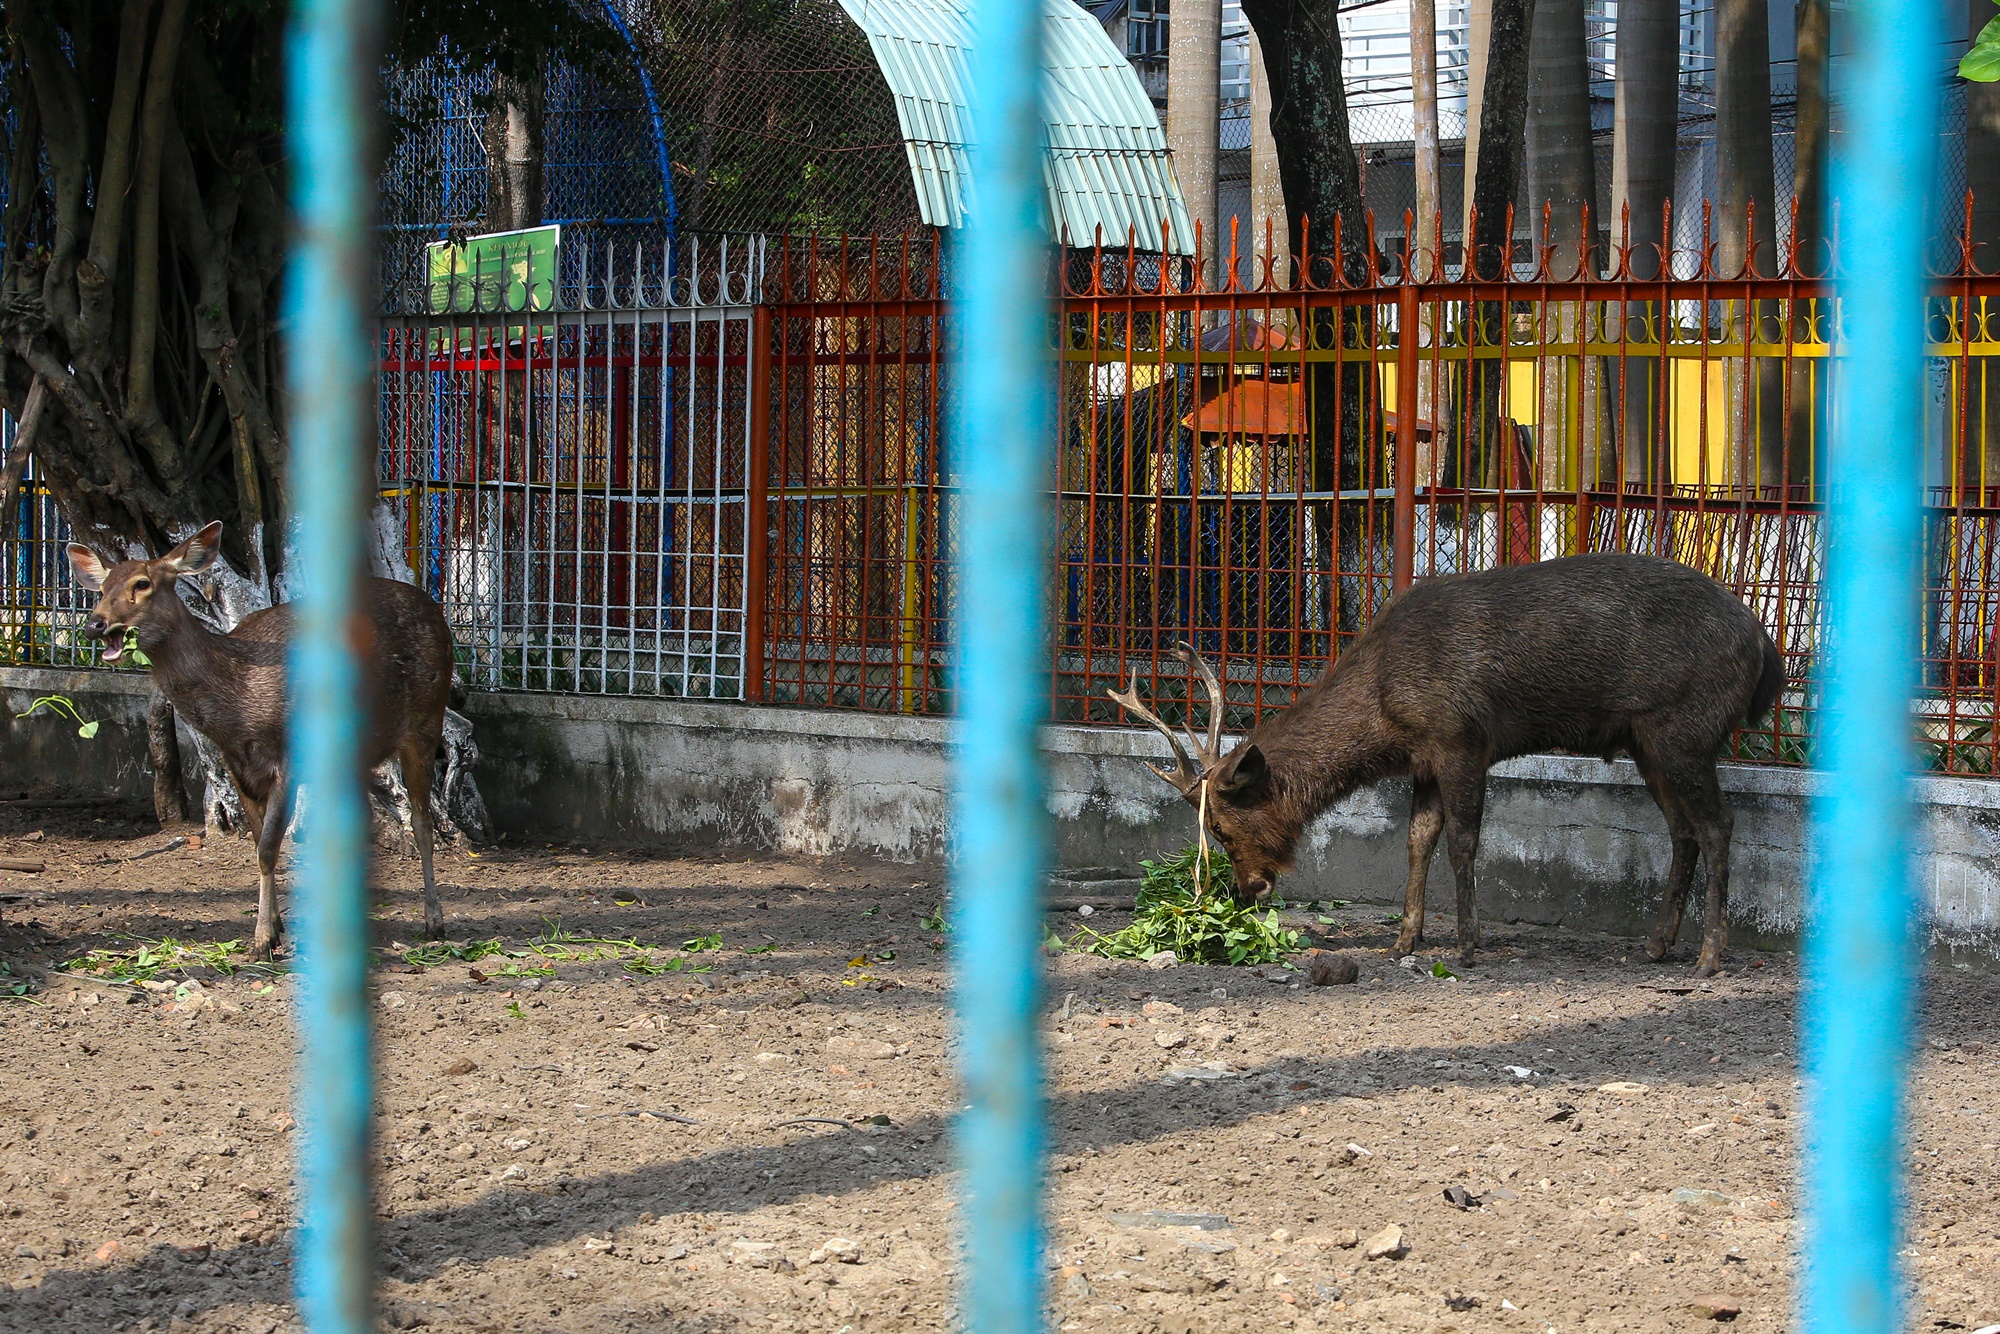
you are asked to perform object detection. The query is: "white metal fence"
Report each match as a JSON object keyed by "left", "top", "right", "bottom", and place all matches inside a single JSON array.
[{"left": 375, "top": 233, "right": 764, "bottom": 698}]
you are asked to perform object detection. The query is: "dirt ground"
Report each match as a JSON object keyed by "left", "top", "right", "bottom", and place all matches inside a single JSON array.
[{"left": 0, "top": 802, "right": 1996, "bottom": 1334}]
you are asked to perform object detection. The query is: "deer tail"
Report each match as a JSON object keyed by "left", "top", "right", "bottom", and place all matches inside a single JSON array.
[{"left": 1746, "top": 634, "right": 1784, "bottom": 729}]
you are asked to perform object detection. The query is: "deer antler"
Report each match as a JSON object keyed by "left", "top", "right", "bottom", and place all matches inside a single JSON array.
[
  {"left": 1107, "top": 677, "right": 1203, "bottom": 794},
  {"left": 1174, "top": 641, "right": 1226, "bottom": 770},
  {"left": 1106, "top": 643, "right": 1230, "bottom": 795}
]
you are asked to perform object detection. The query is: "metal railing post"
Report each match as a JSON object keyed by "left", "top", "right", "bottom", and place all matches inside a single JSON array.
[
  {"left": 1802, "top": 0, "right": 1941, "bottom": 1329},
  {"left": 745, "top": 304, "right": 772, "bottom": 703},
  {"left": 951, "top": 1, "right": 1049, "bottom": 1331},
  {"left": 285, "top": 0, "right": 381, "bottom": 1327},
  {"left": 1393, "top": 278, "right": 1419, "bottom": 592}
]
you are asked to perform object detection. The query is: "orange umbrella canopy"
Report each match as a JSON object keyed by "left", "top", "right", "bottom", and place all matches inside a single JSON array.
[
  {"left": 1183, "top": 384, "right": 1440, "bottom": 441},
  {"left": 1183, "top": 379, "right": 1303, "bottom": 437}
]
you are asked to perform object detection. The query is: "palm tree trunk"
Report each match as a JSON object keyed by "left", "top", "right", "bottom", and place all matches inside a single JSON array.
[
  {"left": 1716, "top": 0, "right": 1784, "bottom": 495},
  {"left": 1789, "top": 0, "right": 1831, "bottom": 493},
  {"left": 1411, "top": 0, "right": 1442, "bottom": 281},
  {"left": 1610, "top": 0, "right": 1677, "bottom": 493},
  {"left": 1525, "top": 0, "right": 1596, "bottom": 278},
  {"left": 1168, "top": 0, "right": 1222, "bottom": 280},
  {"left": 1525, "top": 0, "right": 1602, "bottom": 507},
  {"left": 1464, "top": 0, "right": 1537, "bottom": 494}
]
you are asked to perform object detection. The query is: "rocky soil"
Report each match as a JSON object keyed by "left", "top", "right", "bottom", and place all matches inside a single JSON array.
[{"left": 0, "top": 802, "right": 1996, "bottom": 1332}]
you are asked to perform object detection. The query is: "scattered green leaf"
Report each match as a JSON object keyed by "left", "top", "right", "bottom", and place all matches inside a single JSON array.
[
  {"left": 682, "top": 933, "right": 723, "bottom": 953},
  {"left": 1430, "top": 960, "right": 1459, "bottom": 980},
  {"left": 918, "top": 905, "right": 950, "bottom": 933},
  {"left": 1966, "top": 5, "right": 2000, "bottom": 81},
  {"left": 65, "top": 935, "right": 281, "bottom": 981},
  {"left": 16, "top": 694, "right": 99, "bottom": 739},
  {"left": 505, "top": 1000, "right": 526, "bottom": 1019},
  {"left": 402, "top": 938, "right": 505, "bottom": 968}
]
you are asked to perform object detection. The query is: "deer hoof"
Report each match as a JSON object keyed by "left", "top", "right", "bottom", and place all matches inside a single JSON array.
[
  {"left": 1644, "top": 935, "right": 1672, "bottom": 963},
  {"left": 1693, "top": 952, "right": 1723, "bottom": 978},
  {"left": 424, "top": 913, "right": 445, "bottom": 941}
]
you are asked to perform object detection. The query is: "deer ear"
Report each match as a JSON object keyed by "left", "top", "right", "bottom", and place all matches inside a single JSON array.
[
  {"left": 1212, "top": 743, "right": 1269, "bottom": 801},
  {"left": 162, "top": 521, "right": 224, "bottom": 575},
  {"left": 67, "top": 544, "right": 109, "bottom": 590}
]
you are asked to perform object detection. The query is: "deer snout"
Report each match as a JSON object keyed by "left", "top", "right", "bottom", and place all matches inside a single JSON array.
[
  {"left": 1235, "top": 874, "right": 1275, "bottom": 906},
  {"left": 82, "top": 616, "right": 109, "bottom": 642}
]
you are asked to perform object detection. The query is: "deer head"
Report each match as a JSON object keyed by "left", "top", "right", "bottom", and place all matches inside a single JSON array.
[
  {"left": 1108, "top": 644, "right": 1290, "bottom": 905},
  {"left": 67, "top": 521, "right": 224, "bottom": 664}
]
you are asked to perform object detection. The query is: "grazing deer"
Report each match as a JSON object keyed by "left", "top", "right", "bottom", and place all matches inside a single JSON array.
[
  {"left": 1109, "top": 553, "right": 1783, "bottom": 976},
  {"left": 68, "top": 521, "right": 457, "bottom": 959}
]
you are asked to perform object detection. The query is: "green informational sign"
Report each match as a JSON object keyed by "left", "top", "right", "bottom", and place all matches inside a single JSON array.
[{"left": 424, "top": 224, "right": 561, "bottom": 314}]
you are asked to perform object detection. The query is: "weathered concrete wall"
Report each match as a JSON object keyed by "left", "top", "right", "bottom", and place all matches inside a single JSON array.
[
  {"left": 0, "top": 666, "right": 162, "bottom": 804},
  {"left": 9, "top": 667, "right": 1999, "bottom": 961},
  {"left": 461, "top": 689, "right": 2000, "bottom": 961}
]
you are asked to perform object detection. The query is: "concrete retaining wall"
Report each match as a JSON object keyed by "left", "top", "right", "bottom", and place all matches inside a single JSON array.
[
  {"left": 0, "top": 666, "right": 167, "bottom": 805},
  {"left": 459, "top": 688, "right": 2000, "bottom": 962},
  {"left": 7, "top": 667, "right": 1998, "bottom": 961}
]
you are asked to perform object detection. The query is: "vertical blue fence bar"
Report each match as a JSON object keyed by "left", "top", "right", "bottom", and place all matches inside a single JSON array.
[
  {"left": 950, "top": 2, "right": 1050, "bottom": 1332},
  {"left": 286, "top": 0, "right": 382, "bottom": 1328},
  {"left": 1801, "top": 1, "right": 1942, "bottom": 1330}
]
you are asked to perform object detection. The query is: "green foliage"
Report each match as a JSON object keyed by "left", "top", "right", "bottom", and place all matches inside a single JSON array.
[
  {"left": 1966, "top": 3, "right": 2000, "bottom": 82},
  {"left": 1064, "top": 847, "right": 1303, "bottom": 967},
  {"left": 401, "top": 938, "right": 506, "bottom": 967},
  {"left": 16, "top": 694, "right": 98, "bottom": 739},
  {"left": 65, "top": 935, "right": 280, "bottom": 981}
]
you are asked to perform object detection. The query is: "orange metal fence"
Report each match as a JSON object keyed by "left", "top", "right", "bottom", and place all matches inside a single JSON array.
[
  {"left": 755, "top": 214, "right": 2000, "bottom": 775},
  {"left": 15, "top": 214, "right": 2000, "bottom": 775}
]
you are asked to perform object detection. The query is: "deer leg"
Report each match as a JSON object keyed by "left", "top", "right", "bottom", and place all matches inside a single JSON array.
[
  {"left": 1438, "top": 769, "right": 1488, "bottom": 965},
  {"left": 400, "top": 737, "right": 444, "bottom": 940},
  {"left": 232, "top": 777, "right": 279, "bottom": 962},
  {"left": 1392, "top": 777, "right": 1443, "bottom": 956},
  {"left": 255, "top": 772, "right": 292, "bottom": 961},
  {"left": 1635, "top": 758, "right": 1700, "bottom": 962},
  {"left": 1681, "top": 768, "right": 1734, "bottom": 977}
]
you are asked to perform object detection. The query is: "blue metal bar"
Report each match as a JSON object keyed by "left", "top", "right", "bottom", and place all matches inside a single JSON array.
[
  {"left": 596, "top": 0, "right": 677, "bottom": 244},
  {"left": 950, "top": 2, "right": 1049, "bottom": 1332},
  {"left": 1801, "top": 1, "right": 1942, "bottom": 1329},
  {"left": 286, "top": 0, "right": 381, "bottom": 1327}
]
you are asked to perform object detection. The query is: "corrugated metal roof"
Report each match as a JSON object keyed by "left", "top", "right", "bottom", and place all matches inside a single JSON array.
[{"left": 836, "top": 0, "right": 1193, "bottom": 253}]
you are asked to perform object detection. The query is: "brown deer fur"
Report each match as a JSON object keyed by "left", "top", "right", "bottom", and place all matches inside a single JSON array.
[
  {"left": 68, "top": 521, "right": 457, "bottom": 959},
  {"left": 1113, "top": 553, "right": 1783, "bottom": 977}
]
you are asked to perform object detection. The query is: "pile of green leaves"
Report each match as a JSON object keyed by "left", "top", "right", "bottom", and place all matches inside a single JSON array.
[
  {"left": 65, "top": 935, "right": 278, "bottom": 981},
  {"left": 1063, "top": 847, "right": 1302, "bottom": 967}
]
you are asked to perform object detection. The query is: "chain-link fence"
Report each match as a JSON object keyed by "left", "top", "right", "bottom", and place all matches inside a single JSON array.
[{"left": 622, "top": 0, "right": 922, "bottom": 239}]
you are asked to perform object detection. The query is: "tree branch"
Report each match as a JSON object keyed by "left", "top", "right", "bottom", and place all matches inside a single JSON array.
[
  {"left": 80, "top": 0, "right": 161, "bottom": 361},
  {"left": 7, "top": 5, "right": 95, "bottom": 347},
  {"left": 0, "top": 375, "right": 52, "bottom": 527},
  {"left": 124, "top": 0, "right": 192, "bottom": 489}
]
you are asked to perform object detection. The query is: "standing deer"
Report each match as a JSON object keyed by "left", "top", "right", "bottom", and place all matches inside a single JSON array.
[
  {"left": 1110, "top": 553, "right": 1783, "bottom": 976},
  {"left": 68, "top": 521, "right": 457, "bottom": 959}
]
